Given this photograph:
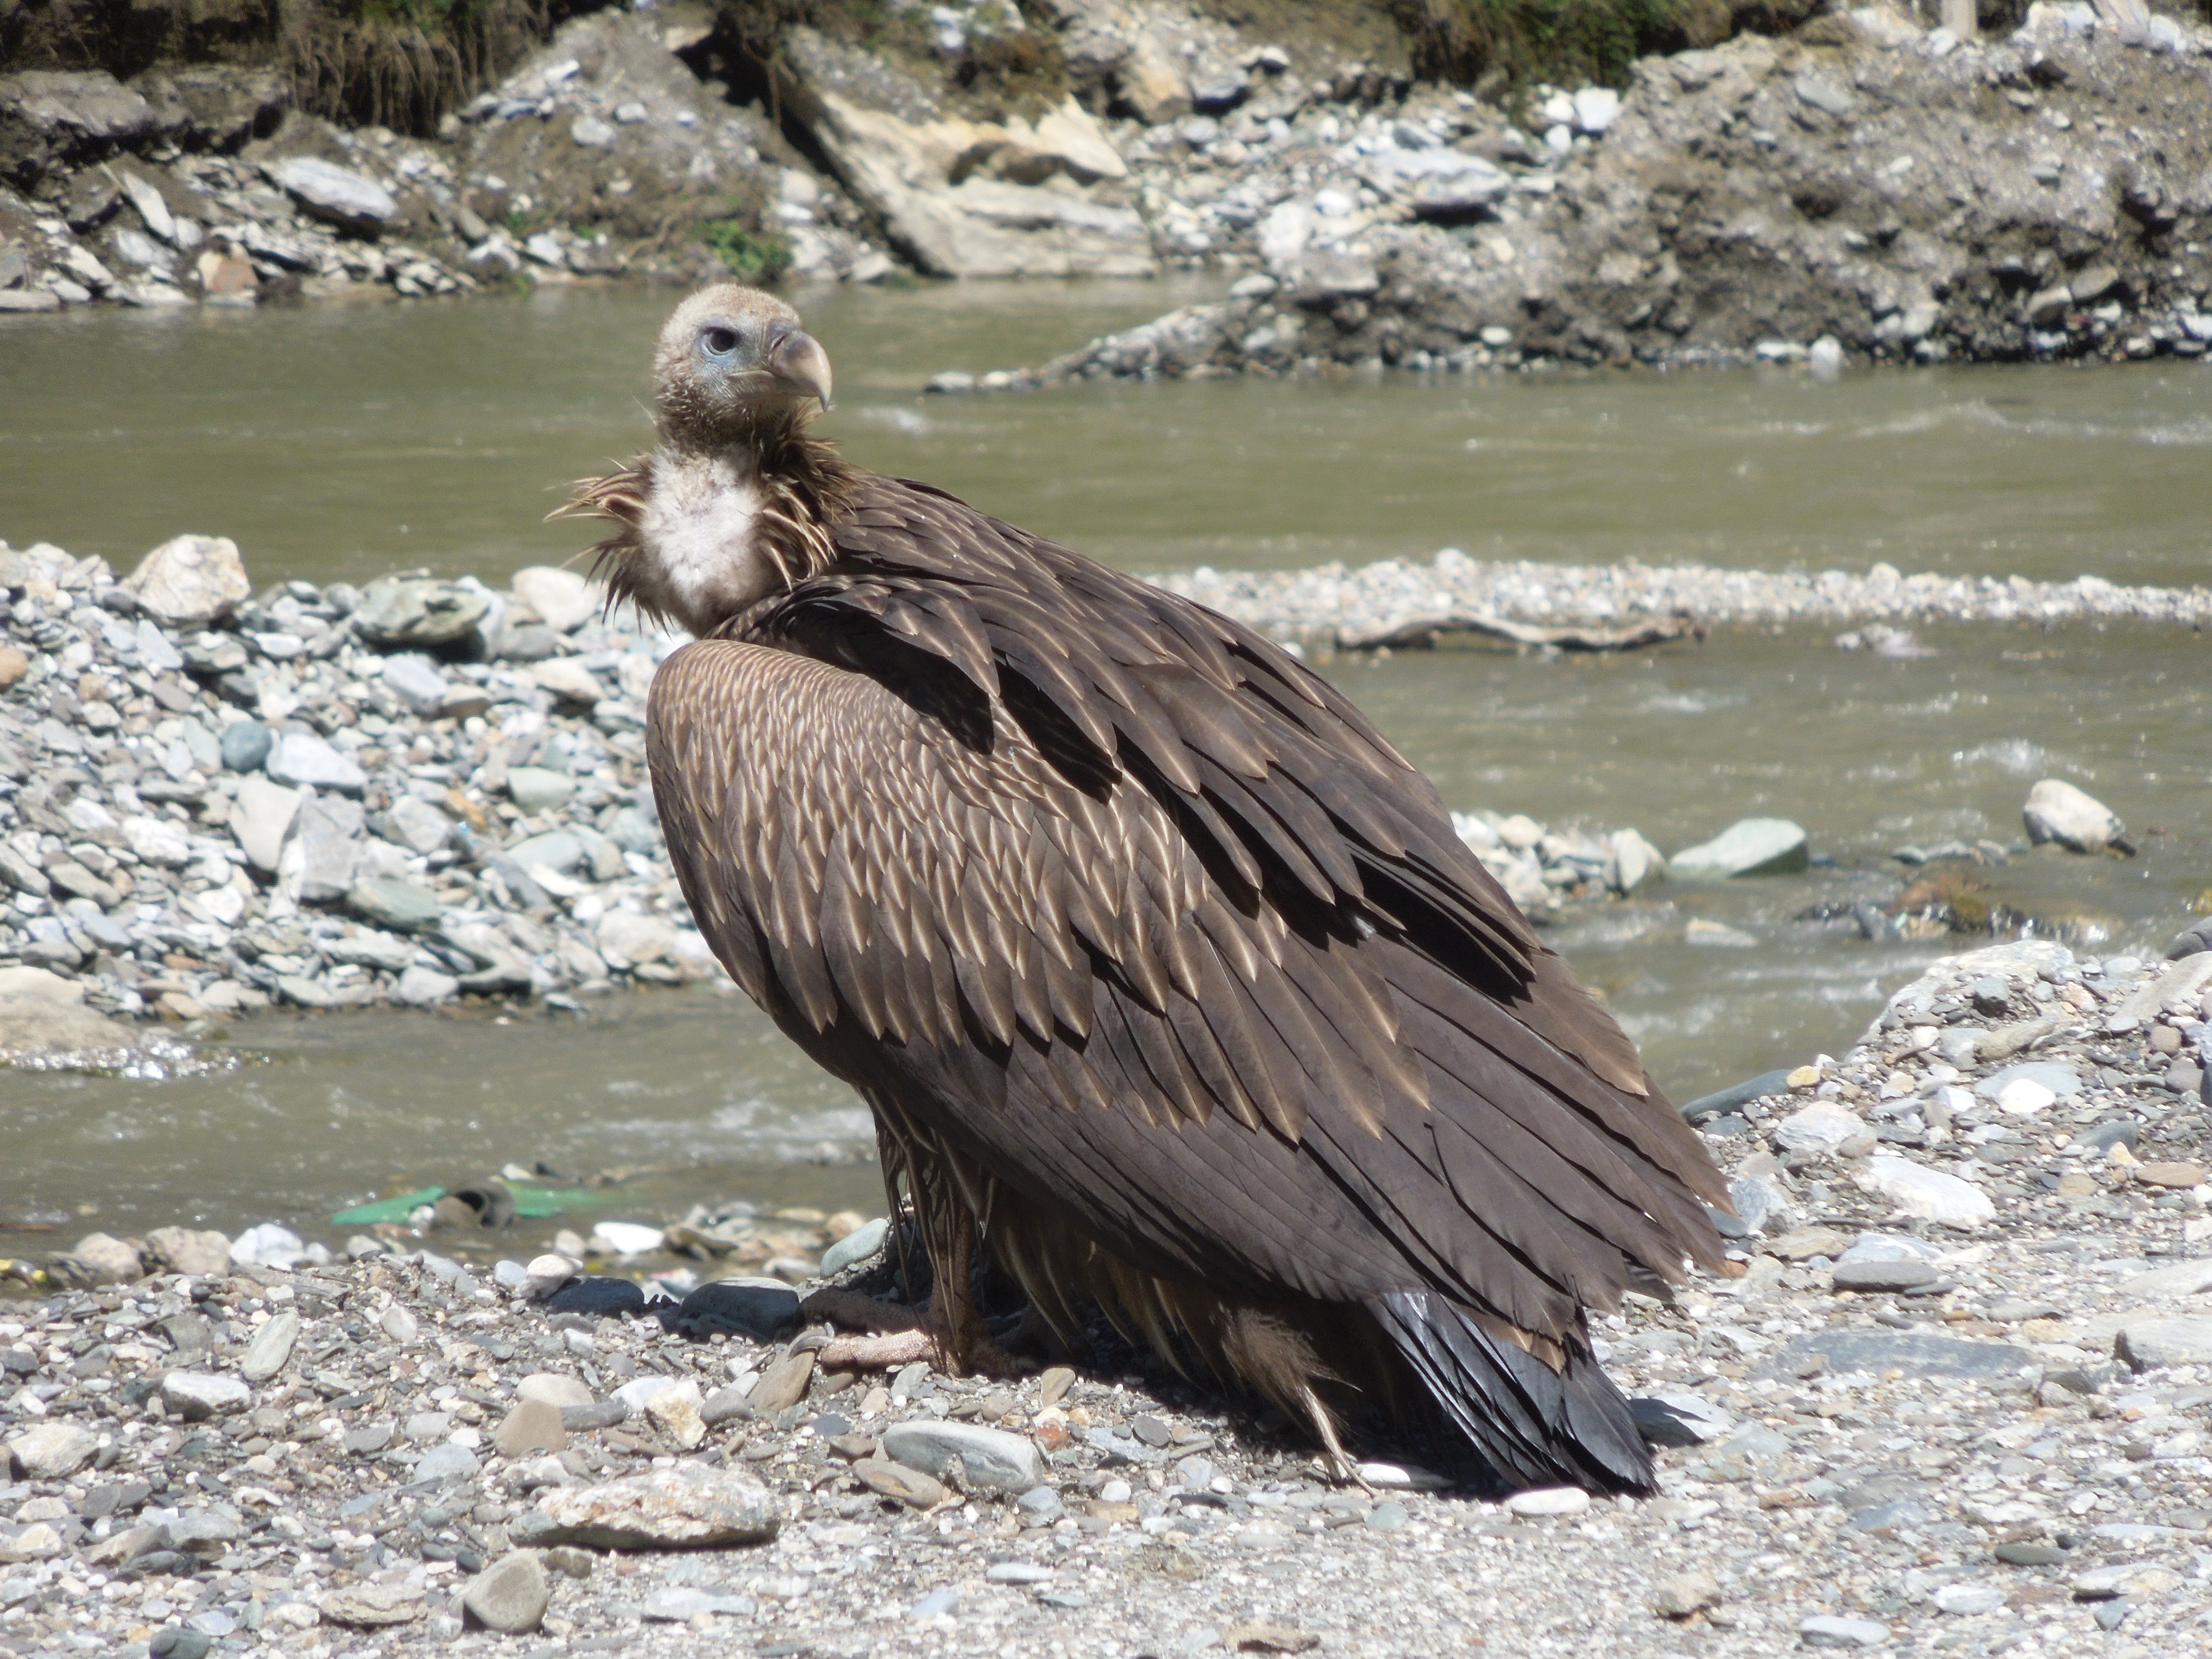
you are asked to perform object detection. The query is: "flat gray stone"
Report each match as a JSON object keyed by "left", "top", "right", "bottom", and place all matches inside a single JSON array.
[
  {"left": 1832, "top": 1259, "right": 1940, "bottom": 1293},
  {"left": 281, "top": 793, "right": 363, "bottom": 902},
  {"left": 413, "top": 1441, "right": 481, "bottom": 1482},
  {"left": 506, "top": 767, "right": 575, "bottom": 813},
  {"left": 238, "top": 1310, "right": 298, "bottom": 1382},
  {"left": 640, "top": 1587, "right": 753, "bottom": 1621},
  {"left": 347, "top": 876, "right": 443, "bottom": 932},
  {"left": 2116, "top": 1317, "right": 2212, "bottom": 1370},
  {"left": 266, "top": 732, "right": 366, "bottom": 794},
  {"left": 160, "top": 1371, "right": 252, "bottom": 1419},
  {"left": 1670, "top": 817, "right": 1808, "bottom": 878},
  {"left": 270, "top": 157, "right": 396, "bottom": 232},
  {"left": 379, "top": 654, "right": 450, "bottom": 716},
  {"left": 1799, "top": 1613, "right": 1887, "bottom": 1647},
  {"left": 820, "top": 1216, "right": 889, "bottom": 1275},
  {"left": 881, "top": 1419, "right": 1045, "bottom": 1493},
  {"left": 1759, "top": 1329, "right": 2036, "bottom": 1385},
  {"left": 352, "top": 577, "right": 489, "bottom": 647}
]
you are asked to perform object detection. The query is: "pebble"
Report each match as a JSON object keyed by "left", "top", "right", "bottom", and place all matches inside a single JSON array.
[
  {"left": 494, "top": 1396, "right": 569, "bottom": 1455},
  {"left": 1930, "top": 1582, "right": 2006, "bottom": 1615},
  {"left": 1653, "top": 1569, "right": 1720, "bottom": 1617},
  {"left": 819, "top": 1215, "right": 889, "bottom": 1275},
  {"left": 238, "top": 1307, "right": 299, "bottom": 1380},
  {"left": 1503, "top": 1486, "right": 1590, "bottom": 1518},
  {"left": 1798, "top": 1613, "right": 1889, "bottom": 1647},
  {"left": 881, "top": 1419, "right": 1046, "bottom": 1493},
  {"left": 158, "top": 1370, "right": 251, "bottom": 1419},
  {"left": 1831, "top": 1258, "right": 1939, "bottom": 1293},
  {"left": 3, "top": 1422, "right": 98, "bottom": 1479},
  {"left": 462, "top": 1550, "right": 550, "bottom": 1633},
  {"left": 518, "top": 1462, "right": 782, "bottom": 1549}
]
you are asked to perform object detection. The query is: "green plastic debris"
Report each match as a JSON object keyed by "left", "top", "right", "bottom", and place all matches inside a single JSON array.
[
  {"left": 331, "top": 1188, "right": 446, "bottom": 1226},
  {"left": 331, "top": 1182, "right": 601, "bottom": 1226}
]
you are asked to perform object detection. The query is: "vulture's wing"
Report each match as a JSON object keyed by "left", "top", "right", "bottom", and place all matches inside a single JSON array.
[{"left": 647, "top": 473, "right": 1727, "bottom": 1484}]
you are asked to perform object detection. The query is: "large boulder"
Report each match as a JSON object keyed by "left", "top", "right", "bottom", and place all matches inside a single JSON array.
[
  {"left": 123, "top": 534, "right": 251, "bottom": 625},
  {"left": 777, "top": 28, "right": 1153, "bottom": 280},
  {"left": 2023, "top": 779, "right": 2134, "bottom": 856},
  {"left": 267, "top": 157, "right": 397, "bottom": 235},
  {"left": 0, "top": 71, "right": 155, "bottom": 190}
]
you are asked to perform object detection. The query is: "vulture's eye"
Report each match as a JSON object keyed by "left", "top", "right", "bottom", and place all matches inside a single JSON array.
[{"left": 700, "top": 326, "right": 740, "bottom": 358}]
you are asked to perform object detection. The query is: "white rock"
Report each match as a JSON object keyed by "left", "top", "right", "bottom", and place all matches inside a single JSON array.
[
  {"left": 2023, "top": 778, "right": 2128, "bottom": 854},
  {"left": 1258, "top": 200, "right": 1313, "bottom": 267},
  {"left": 2121, "top": 1257, "right": 2212, "bottom": 1298},
  {"left": 528, "top": 659, "right": 604, "bottom": 706},
  {"left": 523, "top": 1255, "right": 580, "bottom": 1299},
  {"left": 517, "top": 1372, "right": 594, "bottom": 1408},
  {"left": 512, "top": 565, "right": 600, "bottom": 633},
  {"left": 595, "top": 910, "right": 676, "bottom": 968},
  {"left": 1932, "top": 1583, "right": 2006, "bottom": 1616},
  {"left": 1861, "top": 1155, "right": 1994, "bottom": 1228},
  {"left": 230, "top": 1222, "right": 307, "bottom": 1267},
  {"left": 381, "top": 1304, "right": 420, "bottom": 1345},
  {"left": 267, "top": 731, "right": 367, "bottom": 794},
  {"left": 121, "top": 814, "right": 193, "bottom": 867},
  {"left": 1995, "top": 1077, "right": 2056, "bottom": 1115},
  {"left": 394, "top": 965, "right": 458, "bottom": 1006},
  {"left": 271, "top": 157, "right": 396, "bottom": 233},
  {"left": 123, "top": 534, "right": 250, "bottom": 625},
  {"left": 161, "top": 1370, "right": 252, "bottom": 1419},
  {"left": 230, "top": 775, "right": 301, "bottom": 872},
  {"left": 1571, "top": 87, "right": 1621, "bottom": 134},
  {"left": 1773, "top": 1103, "right": 1863, "bottom": 1156},
  {"left": 1503, "top": 1486, "right": 1590, "bottom": 1517},
  {"left": 592, "top": 1221, "right": 664, "bottom": 1256},
  {"left": 4, "top": 1422, "right": 99, "bottom": 1479}
]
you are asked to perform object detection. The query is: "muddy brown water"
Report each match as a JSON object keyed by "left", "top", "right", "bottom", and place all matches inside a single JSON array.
[{"left": 2, "top": 283, "right": 2208, "bottom": 1253}]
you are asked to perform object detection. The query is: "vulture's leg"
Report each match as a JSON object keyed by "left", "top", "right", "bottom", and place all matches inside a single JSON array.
[
  {"left": 923, "top": 1208, "right": 1034, "bottom": 1379},
  {"left": 805, "top": 1094, "right": 1032, "bottom": 1377}
]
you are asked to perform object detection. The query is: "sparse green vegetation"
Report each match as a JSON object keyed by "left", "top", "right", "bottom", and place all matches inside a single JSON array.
[
  {"left": 1388, "top": 0, "right": 1725, "bottom": 93},
  {"left": 701, "top": 221, "right": 794, "bottom": 286}
]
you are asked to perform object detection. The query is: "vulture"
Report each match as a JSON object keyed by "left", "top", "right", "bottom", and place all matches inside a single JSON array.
[{"left": 565, "top": 283, "right": 1730, "bottom": 1494}]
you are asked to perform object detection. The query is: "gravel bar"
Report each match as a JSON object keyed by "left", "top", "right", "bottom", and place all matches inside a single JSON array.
[
  {"left": 4, "top": 944, "right": 2212, "bottom": 1657},
  {"left": 1156, "top": 549, "right": 2212, "bottom": 649}
]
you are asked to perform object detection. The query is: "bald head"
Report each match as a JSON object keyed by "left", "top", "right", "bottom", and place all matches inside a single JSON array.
[{"left": 653, "top": 283, "right": 833, "bottom": 448}]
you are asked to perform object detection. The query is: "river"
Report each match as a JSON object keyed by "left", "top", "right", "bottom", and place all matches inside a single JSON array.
[{"left": 2, "top": 281, "right": 2207, "bottom": 1255}]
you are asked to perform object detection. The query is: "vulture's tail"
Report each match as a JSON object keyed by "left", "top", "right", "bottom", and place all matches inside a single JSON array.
[{"left": 1369, "top": 1290, "right": 1654, "bottom": 1495}]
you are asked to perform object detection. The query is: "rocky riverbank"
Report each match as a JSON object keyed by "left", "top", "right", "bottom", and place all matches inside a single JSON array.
[
  {"left": 3, "top": 942, "right": 2212, "bottom": 1658},
  {"left": 0, "top": 531, "right": 729, "bottom": 1057},
  {"left": 12, "top": 2, "right": 2212, "bottom": 375}
]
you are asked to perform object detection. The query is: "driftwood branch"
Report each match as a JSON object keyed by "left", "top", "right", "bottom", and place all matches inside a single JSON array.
[{"left": 1337, "top": 611, "right": 1702, "bottom": 652}]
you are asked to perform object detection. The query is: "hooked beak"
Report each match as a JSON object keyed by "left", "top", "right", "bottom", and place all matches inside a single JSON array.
[{"left": 767, "top": 322, "right": 833, "bottom": 412}]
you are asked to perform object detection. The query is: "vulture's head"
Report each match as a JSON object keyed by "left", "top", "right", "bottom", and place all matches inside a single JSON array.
[{"left": 652, "top": 283, "right": 833, "bottom": 446}]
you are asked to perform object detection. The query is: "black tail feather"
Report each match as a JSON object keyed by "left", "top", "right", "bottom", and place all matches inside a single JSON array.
[{"left": 1370, "top": 1290, "right": 1654, "bottom": 1494}]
